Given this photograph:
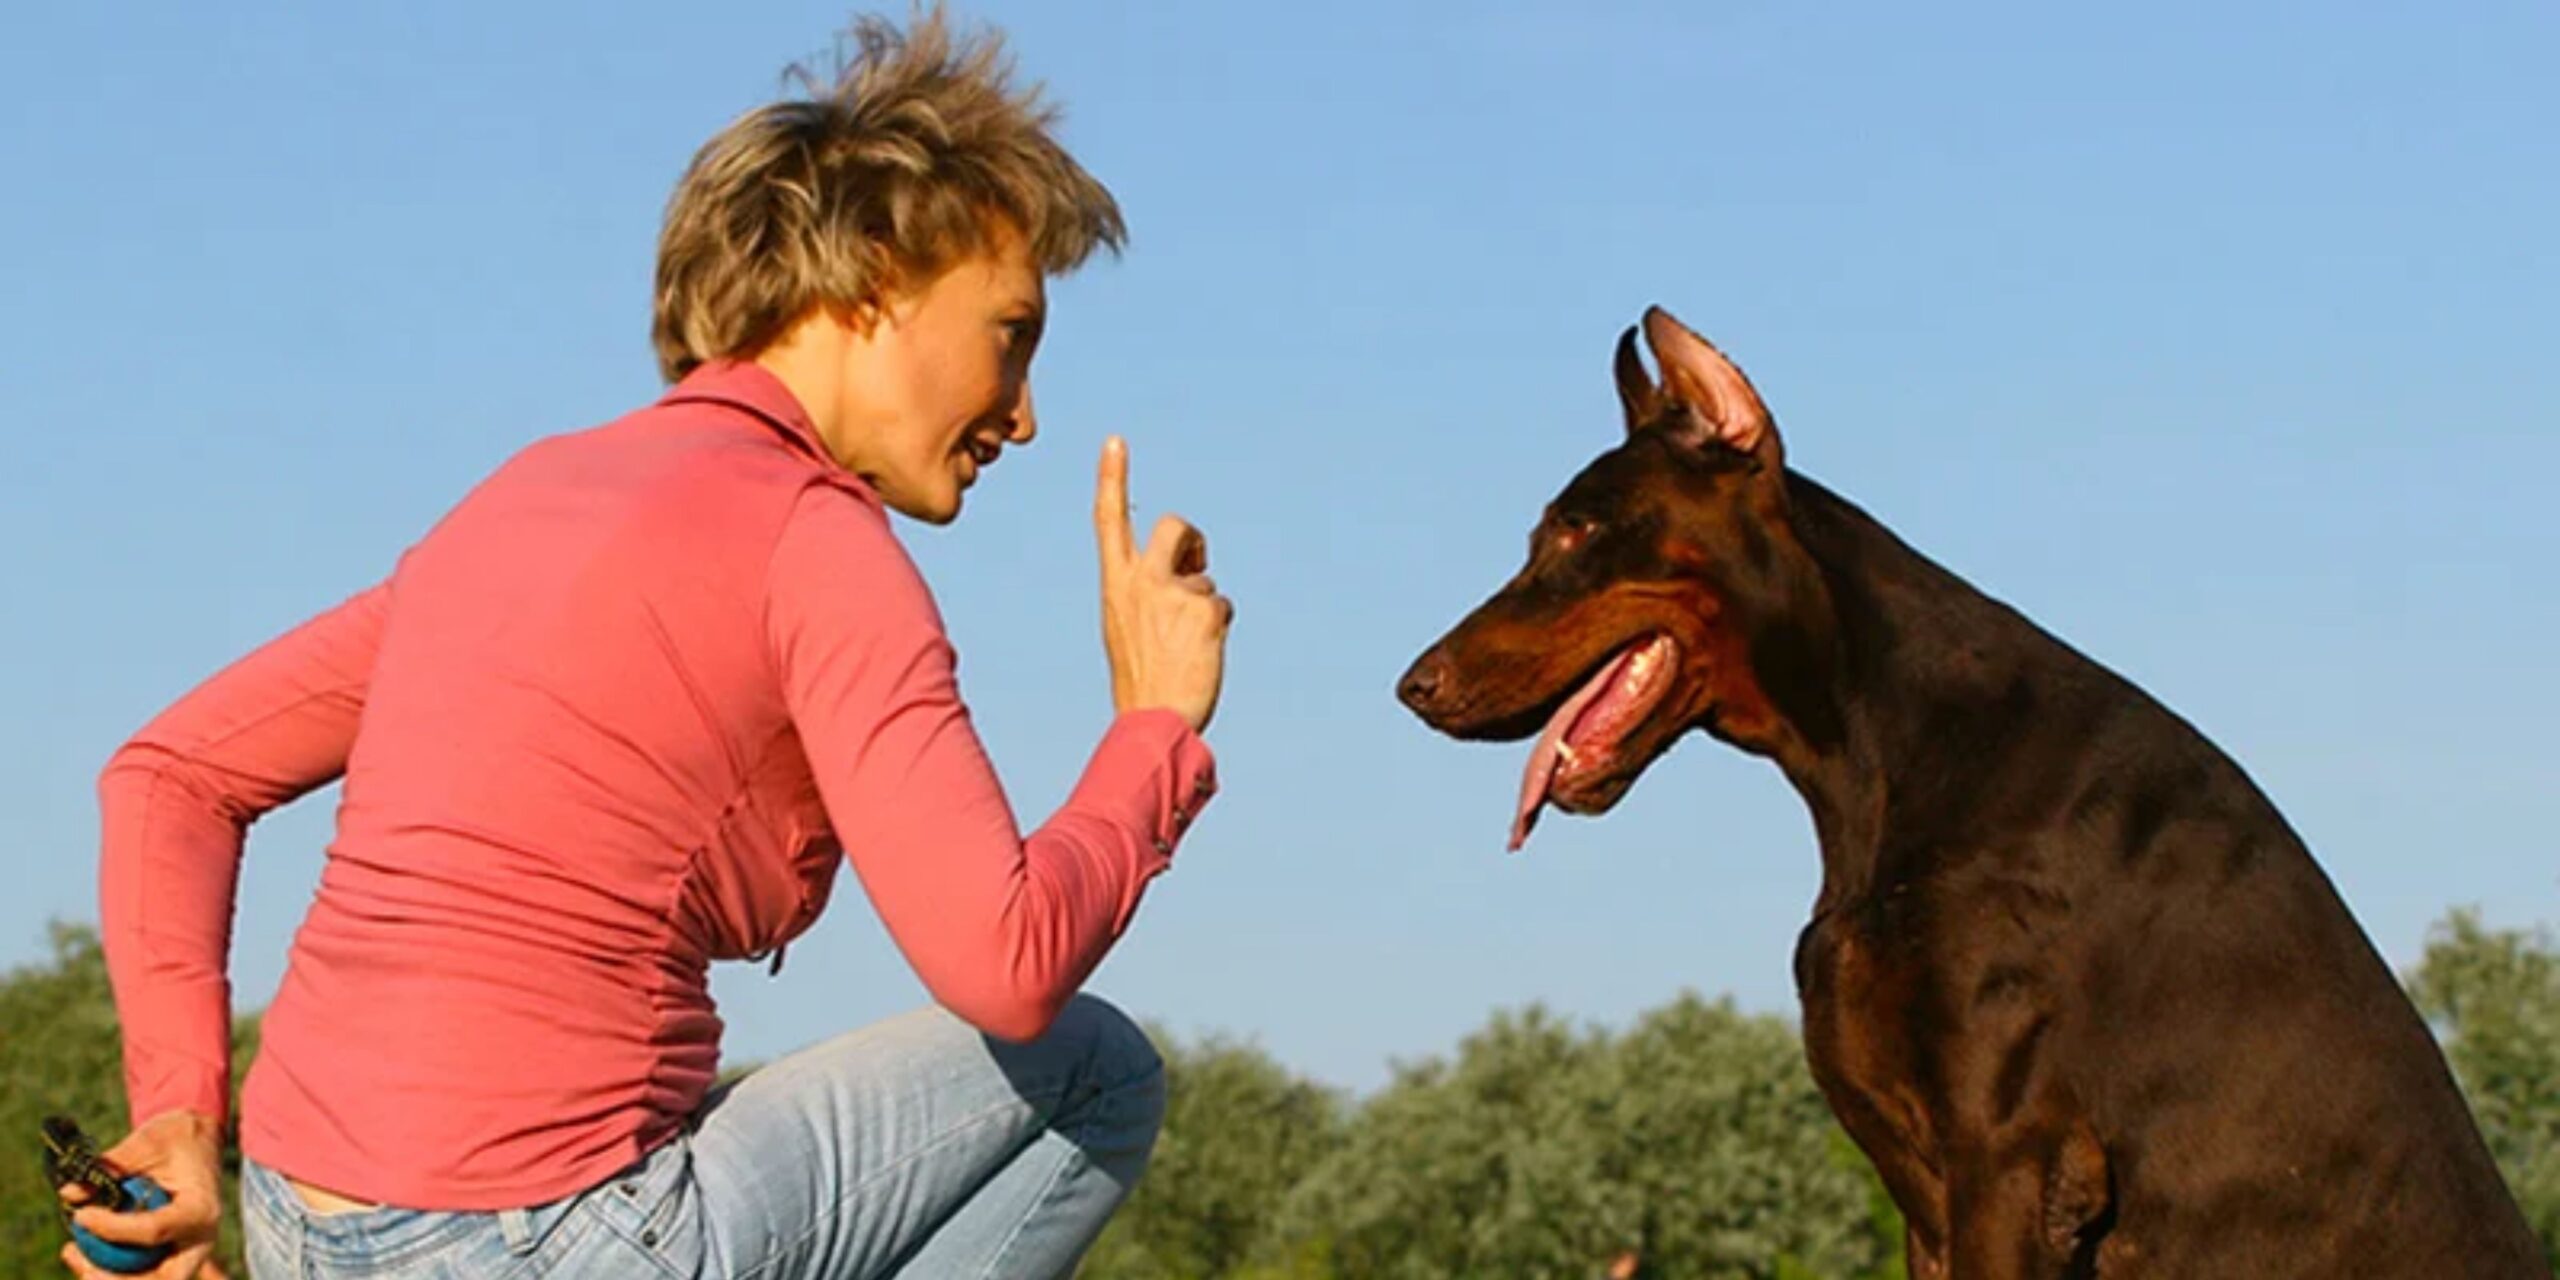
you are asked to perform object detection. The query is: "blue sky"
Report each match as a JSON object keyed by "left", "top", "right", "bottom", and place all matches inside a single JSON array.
[{"left": 4, "top": 2, "right": 2552, "bottom": 1094}]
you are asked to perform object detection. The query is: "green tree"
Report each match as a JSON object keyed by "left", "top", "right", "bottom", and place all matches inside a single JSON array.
[
  {"left": 1267, "top": 997, "right": 1884, "bottom": 1279},
  {"left": 2409, "top": 908, "right": 2560, "bottom": 1266},
  {"left": 0, "top": 923, "right": 255, "bottom": 1278},
  {"left": 1081, "top": 1028, "right": 1351, "bottom": 1279}
]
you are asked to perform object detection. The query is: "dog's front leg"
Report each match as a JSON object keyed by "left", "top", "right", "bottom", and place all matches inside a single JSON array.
[
  {"left": 1904, "top": 1220, "right": 1950, "bottom": 1280},
  {"left": 1945, "top": 1118, "right": 2111, "bottom": 1279}
]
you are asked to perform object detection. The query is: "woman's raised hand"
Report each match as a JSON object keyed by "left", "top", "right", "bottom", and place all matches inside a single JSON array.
[{"left": 1093, "top": 436, "right": 1231, "bottom": 734}]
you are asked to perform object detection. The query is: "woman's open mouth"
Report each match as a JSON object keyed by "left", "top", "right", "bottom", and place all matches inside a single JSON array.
[{"left": 1510, "top": 632, "right": 1681, "bottom": 850}]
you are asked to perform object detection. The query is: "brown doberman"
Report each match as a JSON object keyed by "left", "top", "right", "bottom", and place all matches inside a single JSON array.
[{"left": 1397, "top": 308, "right": 2546, "bottom": 1278}]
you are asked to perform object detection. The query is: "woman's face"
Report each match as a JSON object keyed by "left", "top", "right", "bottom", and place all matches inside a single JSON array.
[{"left": 830, "top": 228, "right": 1046, "bottom": 524}]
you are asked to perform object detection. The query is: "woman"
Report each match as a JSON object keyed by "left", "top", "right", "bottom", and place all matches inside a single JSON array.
[{"left": 62, "top": 12, "right": 1230, "bottom": 1278}]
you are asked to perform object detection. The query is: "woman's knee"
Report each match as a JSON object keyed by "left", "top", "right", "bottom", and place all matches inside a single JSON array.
[
  {"left": 1051, "top": 993, "right": 1165, "bottom": 1129},
  {"left": 1053, "top": 993, "right": 1162, "bottom": 1081}
]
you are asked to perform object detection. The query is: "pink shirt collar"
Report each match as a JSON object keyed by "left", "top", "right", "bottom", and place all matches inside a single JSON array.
[{"left": 661, "top": 360, "right": 833, "bottom": 465}]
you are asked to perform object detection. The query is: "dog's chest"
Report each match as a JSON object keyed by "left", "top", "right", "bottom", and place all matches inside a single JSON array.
[
  {"left": 1794, "top": 906, "right": 1939, "bottom": 1137},
  {"left": 1793, "top": 881, "right": 2070, "bottom": 1187}
]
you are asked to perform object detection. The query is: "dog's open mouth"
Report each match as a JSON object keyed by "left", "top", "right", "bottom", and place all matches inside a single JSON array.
[{"left": 1511, "top": 632, "right": 1681, "bottom": 850}]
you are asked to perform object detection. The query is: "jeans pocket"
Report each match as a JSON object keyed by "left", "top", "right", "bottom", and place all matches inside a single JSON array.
[{"left": 543, "top": 1136, "right": 704, "bottom": 1279}]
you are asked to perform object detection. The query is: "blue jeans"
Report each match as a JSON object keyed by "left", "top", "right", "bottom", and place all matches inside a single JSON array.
[{"left": 241, "top": 995, "right": 1165, "bottom": 1278}]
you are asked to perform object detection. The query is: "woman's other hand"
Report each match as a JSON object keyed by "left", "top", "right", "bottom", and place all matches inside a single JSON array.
[{"left": 57, "top": 1110, "right": 228, "bottom": 1280}]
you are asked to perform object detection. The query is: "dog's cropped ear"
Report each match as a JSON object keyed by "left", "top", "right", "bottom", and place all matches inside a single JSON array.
[
  {"left": 1642, "top": 306, "right": 1781, "bottom": 468},
  {"left": 1613, "top": 326, "right": 1663, "bottom": 433}
]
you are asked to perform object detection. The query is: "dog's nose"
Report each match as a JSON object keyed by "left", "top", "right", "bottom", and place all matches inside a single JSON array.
[{"left": 1398, "top": 651, "right": 1451, "bottom": 714}]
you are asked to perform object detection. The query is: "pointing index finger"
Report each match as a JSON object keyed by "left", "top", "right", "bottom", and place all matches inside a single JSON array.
[{"left": 1094, "top": 435, "right": 1136, "bottom": 572}]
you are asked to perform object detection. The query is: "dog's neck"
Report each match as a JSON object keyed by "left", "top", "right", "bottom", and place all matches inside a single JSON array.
[{"left": 1743, "top": 473, "right": 2101, "bottom": 907}]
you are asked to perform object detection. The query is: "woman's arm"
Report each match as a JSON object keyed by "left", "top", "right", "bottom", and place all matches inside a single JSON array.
[
  {"left": 766, "top": 479, "right": 1219, "bottom": 1042},
  {"left": 97, "top": 582, "right": 386, "bottom": 1127}
]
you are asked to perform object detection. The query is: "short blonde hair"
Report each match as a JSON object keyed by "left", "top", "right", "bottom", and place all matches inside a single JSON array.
[{"left": 651, "top": 8, "right": 1126, "bottom": 382}]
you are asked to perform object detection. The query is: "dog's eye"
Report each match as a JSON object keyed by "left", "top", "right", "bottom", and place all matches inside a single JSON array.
[{"left": 1545, "top": 514, "right": 1602, "bottom": 553}]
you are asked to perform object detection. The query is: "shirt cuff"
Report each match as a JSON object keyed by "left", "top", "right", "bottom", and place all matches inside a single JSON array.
[
  {"left": 127, "top": 1058, "right": 231, "bottom": 1134},
  {"left": 1067, "top": 709, "right": 1219, "bottom": 867}
]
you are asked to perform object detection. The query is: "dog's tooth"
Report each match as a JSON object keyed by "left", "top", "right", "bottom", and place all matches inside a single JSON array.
[
  {"left": 1556, "top": 742, "right": 1579, "bottom": 766},
  {"left": 1628, "top": 646, "right": 1658, "bottom": 685}
]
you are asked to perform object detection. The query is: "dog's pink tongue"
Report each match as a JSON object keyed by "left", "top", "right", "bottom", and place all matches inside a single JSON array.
[{"left": 1510, "top": 648, "right": 1639, "bottom": 852}]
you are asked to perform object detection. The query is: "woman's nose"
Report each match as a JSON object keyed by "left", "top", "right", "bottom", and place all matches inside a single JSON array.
[{"left": 1006, "top": 383, "right": 1038, "bottom": 444}]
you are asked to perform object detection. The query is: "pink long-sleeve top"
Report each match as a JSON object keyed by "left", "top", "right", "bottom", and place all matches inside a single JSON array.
[{"left": 94, "top": 360, "right": 1215, "bottom": 1210}]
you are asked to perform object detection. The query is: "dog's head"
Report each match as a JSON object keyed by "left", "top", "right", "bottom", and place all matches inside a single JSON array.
[{"left": 1398, "top": 307, "right": 1832, "bottom": 849}]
